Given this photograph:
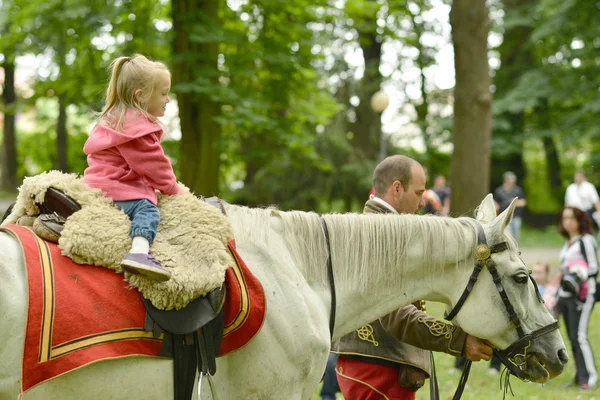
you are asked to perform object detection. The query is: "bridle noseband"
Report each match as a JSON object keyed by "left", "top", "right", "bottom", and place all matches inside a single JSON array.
[{"left": 445, "top": 222, "right": 559, "bottom": 399}]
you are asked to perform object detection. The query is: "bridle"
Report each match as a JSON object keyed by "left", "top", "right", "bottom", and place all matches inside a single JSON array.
[
  {"left": 444, "top": 221, "right": 559, "bottom": 399},
  {"left": 320, "top": 216, "right": 559, "bottom": 399}
]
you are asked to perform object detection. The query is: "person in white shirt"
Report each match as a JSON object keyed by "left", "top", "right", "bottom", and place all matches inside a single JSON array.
[{"left": 564, "top": 170, "right": 600, "bottom": 225}]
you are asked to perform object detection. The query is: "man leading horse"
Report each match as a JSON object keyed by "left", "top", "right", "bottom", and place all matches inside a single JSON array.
[{"left": 332, "top": 155, "right": 494, "bottom": 399}]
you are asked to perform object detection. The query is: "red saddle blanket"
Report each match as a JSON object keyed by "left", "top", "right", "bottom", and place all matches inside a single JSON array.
[{"left": 1, "top": 225, "right": 265, "bottom": 393}]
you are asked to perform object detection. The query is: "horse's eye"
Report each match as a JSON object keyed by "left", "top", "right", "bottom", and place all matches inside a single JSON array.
[{"left": 513, "top": 273, "right": 528, "bottom": 284}]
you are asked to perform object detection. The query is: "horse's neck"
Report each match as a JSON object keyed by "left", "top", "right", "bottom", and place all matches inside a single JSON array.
[
  {"left": 327, "top": 215, "right": 477, "bottom": 339},
  {"left": 224, "top": 205, "right": 477, "bottom": 341}
]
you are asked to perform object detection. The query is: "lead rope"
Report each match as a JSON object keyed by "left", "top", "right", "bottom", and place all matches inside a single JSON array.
[{"left": 452, "top": 360, "right": 472, "bottom": 400}]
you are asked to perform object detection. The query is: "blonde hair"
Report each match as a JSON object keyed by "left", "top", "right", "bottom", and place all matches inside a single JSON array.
[{"left": 99, "top": 54, "right": 170, "bottom": 131}]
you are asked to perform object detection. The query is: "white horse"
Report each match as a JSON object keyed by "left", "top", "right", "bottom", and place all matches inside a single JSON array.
[{"left": 0, "top": 195, "right": 566, "bottom": 400}]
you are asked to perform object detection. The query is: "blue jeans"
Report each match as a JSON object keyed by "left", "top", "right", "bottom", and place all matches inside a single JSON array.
[
  {"left": 507, "top": 215, "right": 522, "bottom": 244},
  {"left": 320, "top": 353, "right": 340, "bottom": 400},
  {"left": 114, "top": 199, "right": 160, "bottom": 244}
]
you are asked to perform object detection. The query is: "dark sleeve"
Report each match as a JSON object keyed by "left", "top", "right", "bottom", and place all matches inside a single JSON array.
[
  {"left": 518, "top": 187, "right": 526, "bottom": 199},
  {"left": 493, "top": 188, "right": 501, "bottom": 202},
  {"left": 379, "top": 305, "right": 467, "bottom": 357}
]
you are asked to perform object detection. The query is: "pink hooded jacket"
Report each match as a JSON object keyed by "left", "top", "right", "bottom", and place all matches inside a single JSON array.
[{"left": 83, "top": 110, "right": 182, "bottom": 205}]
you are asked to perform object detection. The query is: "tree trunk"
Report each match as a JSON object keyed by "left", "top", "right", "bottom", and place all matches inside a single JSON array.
[
  {"left": 351, "top": 2, "right": 383, "bottom": 159},
  {"left": 56, "top": 94, "right": 68, "bottom": 172},
  {"left": 354, "top": 31, "right": 383, "bottom": 158},
  {"left": 489, "top": 0, "right": 534, "bottom": 192},
  {"left": 172, "top": 0, "right": 221, "bottom": 196},
  {"left": 542, "top": 135, "right": 562, "bottom": 199},
  {"left": 1, "top": 59, "right": 18, "bottom": 191},
  {"left": 410, "top": 12, "right": 431, "bottom": 170},
  {"left": 449, "top": 0, "right": 492, "bottom": 216}
]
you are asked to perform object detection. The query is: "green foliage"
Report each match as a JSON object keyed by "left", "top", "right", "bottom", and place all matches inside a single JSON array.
[
  {"left": 522, "top": 139, "right": 563, "bottom": 214},
  {"left": 2, "top": 0, "right": 599, "bottom": 212}
]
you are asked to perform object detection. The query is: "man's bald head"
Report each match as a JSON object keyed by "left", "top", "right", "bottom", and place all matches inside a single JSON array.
[{"left": 373, "top": 155, "right": 418, "bottom": 196}]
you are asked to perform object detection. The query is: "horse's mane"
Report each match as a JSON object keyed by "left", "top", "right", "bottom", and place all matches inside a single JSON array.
[{"left": 225, "top": 204, "right": 478, "bottom": 292}]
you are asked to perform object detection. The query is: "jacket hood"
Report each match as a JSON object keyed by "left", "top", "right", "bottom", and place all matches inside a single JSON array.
[{"left": 84, "top": 110, "right": 162, "bottom": 154}]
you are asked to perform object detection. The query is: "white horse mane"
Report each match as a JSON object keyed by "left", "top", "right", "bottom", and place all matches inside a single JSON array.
[{"left": 225, "top": 204, "right": 479, "bottom": 293}]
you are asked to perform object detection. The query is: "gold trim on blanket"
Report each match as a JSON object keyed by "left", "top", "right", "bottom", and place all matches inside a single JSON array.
[{"left": 223, "top": 245, "right": 250, "bottom": 335}]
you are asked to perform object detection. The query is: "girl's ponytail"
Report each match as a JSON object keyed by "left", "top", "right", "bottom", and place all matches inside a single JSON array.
[{"left": 103, "top": 57, "right": 130, "bottom": 115}]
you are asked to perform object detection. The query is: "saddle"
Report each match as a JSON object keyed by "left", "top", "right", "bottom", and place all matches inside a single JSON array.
[
  {"left": 30, "top": 188, "right": 227, "bottom": 400},
  {"left": 31, "top": 188, "right": 82, "bottom": 242}
]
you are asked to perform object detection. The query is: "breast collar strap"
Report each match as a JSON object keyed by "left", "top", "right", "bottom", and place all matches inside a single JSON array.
[{"left": 320, "top": 217, "right": 336, "bottom": 342}]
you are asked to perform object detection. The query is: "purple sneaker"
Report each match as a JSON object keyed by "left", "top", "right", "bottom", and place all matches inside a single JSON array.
[{"left": 121, "top": 252, "right": 171, "bottom": 282}]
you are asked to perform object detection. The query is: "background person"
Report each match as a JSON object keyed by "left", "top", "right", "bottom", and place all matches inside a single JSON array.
[
  {"left": 556, "top": 207, "right": 598, "bottom": 390},
  {"left": 565, "top": 170, "right": 600, "bottom": 230},
  {"left": 424, "top": 175, "right": 451, "bottom": 216},
  {"left": 493, "top": 171, "right": 526, "bottom": 243}
]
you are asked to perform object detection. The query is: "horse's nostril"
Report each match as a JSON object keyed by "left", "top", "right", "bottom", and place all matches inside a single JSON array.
[{"left": 558, "top": 348, "right": 569, "bottom": 364}]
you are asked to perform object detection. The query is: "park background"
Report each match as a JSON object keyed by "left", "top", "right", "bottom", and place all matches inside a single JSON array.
[{"left": 1, "top": 0, "right": 599, "bottom": 398}]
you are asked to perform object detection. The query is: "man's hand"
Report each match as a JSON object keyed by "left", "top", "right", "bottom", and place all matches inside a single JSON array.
[{"left": 463, "top": 335, "right": 494, "bottom": 361}]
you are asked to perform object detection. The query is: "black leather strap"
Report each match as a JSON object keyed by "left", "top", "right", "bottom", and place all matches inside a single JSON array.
[
  {"left": 487, "top": 261, "right": 525, "bottom": 337},
  {"left": 320, "top": 217, "right": 336, "bottom": 341},
  {"left": 453, "top": 360, "right": 472, "bottom": 400},
  {"left": 444, "top": 260, "right": 484, "bottom": 321},
  {"left": 429, "top": 353, "right": 440, "bottom": 400}
]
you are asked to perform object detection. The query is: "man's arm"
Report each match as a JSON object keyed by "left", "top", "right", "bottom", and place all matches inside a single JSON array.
[
  {"left": 441, "top": 192, "right": 451, "bottom": 216},
  {"left": 589, "top": 184, "right": 600, "bottom": 213},
  {"left": 379, "top": 305, "right": 493, "bottom": 361}
]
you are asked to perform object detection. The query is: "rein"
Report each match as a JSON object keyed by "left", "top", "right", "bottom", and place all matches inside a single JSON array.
[
  {"left": 320, "top": 217, "right": 336, "bottom": 342},
  {"left": 444, "top": 222, "right": 559, "bottom": 400}
]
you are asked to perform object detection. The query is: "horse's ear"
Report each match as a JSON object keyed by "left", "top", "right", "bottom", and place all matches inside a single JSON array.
[
  {"left": 491, "top": 197, "right": 517, "bottom": 233},
  {"left": 476, "top": 194, "right": 497, "bottom": 223}
]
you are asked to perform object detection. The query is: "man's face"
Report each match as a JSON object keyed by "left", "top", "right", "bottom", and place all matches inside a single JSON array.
[
  {"left": 575, "top": 172, "right": 585, "bottom": 184},
  {"left": 532, "top": 264, "right": 548, "bottom": 286},
  {"left": 504, "top": 177, "right": 516, "bottom": 189},
  {"left": 434, "top": 176, "right": 445, "bottom": 187},
  {"left": 396, "top": 164, "right": 426, "bottom": 214}
]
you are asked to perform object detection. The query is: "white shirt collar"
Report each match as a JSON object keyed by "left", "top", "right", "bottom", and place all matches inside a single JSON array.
[{"left": 371, "top": 196, "right": 399, "bottom": 214}]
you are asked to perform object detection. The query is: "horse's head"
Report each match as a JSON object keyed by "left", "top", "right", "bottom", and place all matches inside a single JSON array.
[{"left": 447, "top": 194, "right": 567, "bottom": 383}]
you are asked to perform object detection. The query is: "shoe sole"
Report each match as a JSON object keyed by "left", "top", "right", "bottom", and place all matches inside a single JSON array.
[{"left": 121, "top": 259, "right": 171, "bottom": 282}]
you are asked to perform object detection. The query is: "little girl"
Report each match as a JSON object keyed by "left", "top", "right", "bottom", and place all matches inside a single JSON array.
[{"left": 83, "top": 54, "right": 182, "bottom": 281}]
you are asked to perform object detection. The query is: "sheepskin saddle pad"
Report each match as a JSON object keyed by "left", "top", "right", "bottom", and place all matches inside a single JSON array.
[{"left": 2, "top": 170, "right": 234, "bottom": 310}]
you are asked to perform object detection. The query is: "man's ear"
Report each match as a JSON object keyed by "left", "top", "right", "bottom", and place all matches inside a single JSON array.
[{"left": 394, "top": 180, "right": 404, "bottom": 196}]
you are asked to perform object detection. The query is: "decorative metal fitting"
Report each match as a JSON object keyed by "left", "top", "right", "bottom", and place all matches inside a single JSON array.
[{"left": 476, "top": 244, "right": 491, "bottom": 261}]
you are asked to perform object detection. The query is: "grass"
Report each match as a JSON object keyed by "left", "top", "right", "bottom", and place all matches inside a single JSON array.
[
  {"left": 0, "top": 188, "right": 18, "bottom": 199},
  {"left": 313, "top": 301, "right": 600, "bottom": 400}
]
